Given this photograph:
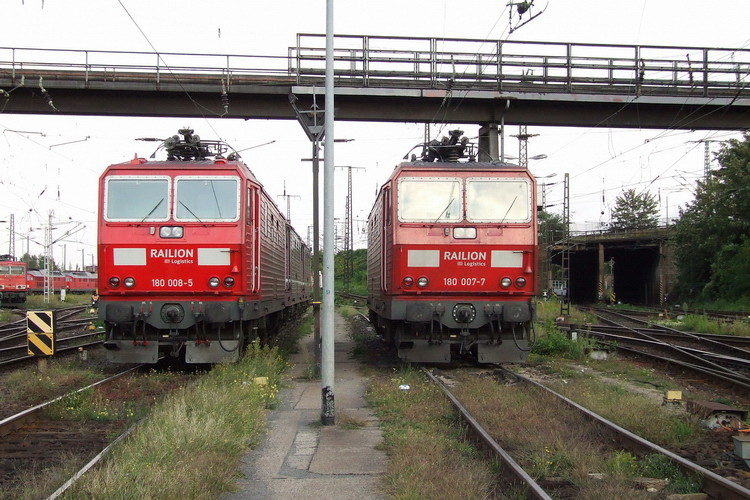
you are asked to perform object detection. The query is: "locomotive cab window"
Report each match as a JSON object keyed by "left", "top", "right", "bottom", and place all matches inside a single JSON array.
[
  {"left": 397, "top": 178, "right": 462, "bottom": 223},
  {"left": 104, "top": 176, "right": 170, "bottom": 222},
  {"left": 174, "top": 176, "right": 240, "bottom": 222},
  {"left": 466, "top": 178, "right": 531, "bottom": 223}
]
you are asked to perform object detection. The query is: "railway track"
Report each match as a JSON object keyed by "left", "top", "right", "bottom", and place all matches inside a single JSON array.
[
  {"left": 425, "top": 367, "right": 750, "bottom": 499},
  {"left": 0, "top": 305, "right": 103, "bottom": 367},
  {"left": 574, "top": 307, "right": 750, "bottom": 393},
  {"left": 0, "top": 367, "right": 140, "bottom": 495},
  {"left": 0, "top": 364, "right": 196, "bottom": 498}
]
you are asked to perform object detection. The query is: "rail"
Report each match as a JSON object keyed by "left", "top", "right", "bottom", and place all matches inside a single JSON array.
[{"left": 1, "top": 35, "right": 749, "bottom": 100}]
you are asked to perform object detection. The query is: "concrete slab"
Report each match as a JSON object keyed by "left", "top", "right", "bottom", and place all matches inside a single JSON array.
[
  {"left": 221, "top": 311, "right": 388, "bottom": 500},
  {"left": 310, "top": 427, "right": 386, "bottom": 475}
]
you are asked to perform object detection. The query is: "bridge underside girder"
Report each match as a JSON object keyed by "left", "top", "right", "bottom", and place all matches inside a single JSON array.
[{"left": 2, "top": 83, "right": 749, "bottom": 130}]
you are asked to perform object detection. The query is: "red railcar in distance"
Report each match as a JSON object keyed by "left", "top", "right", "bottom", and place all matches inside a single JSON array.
[
  {"left": 65, "top": 271, "right": 98, "bottom": 294},
  {"left": 98, "top": 129, "right": 310, "bottom": 364},
  {"left": 367, "top": 131, "right": 537, "bottom": 363},
  {"left": 25, "top": 270, "right": 97, "bottom": 294},
  {"left": 0, "top": 256, "right": 27, "bottom": 304}
]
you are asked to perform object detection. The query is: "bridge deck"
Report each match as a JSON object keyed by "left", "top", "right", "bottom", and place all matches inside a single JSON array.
[{"left": 2, "top": 34, "right": 749, "bottom": 128}]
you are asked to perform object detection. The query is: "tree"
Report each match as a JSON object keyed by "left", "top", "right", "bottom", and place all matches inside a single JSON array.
[
  {"left": 20, "top": 253, "right": 60, "bottom": 271},
  {"left": 538, "top": 210, "right": 565, "bottom": 242},
  {"left": 608, "top": 189, "right": 659, "bottom": 231},
  {"left": 673, "top": 133, "right": 750, "bottom": 301}
]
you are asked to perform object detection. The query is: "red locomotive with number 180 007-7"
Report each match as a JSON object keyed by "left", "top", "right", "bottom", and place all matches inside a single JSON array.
[
  {"left": 367, "top": 131, "right": 537, "bottom": 364},
  {"left": 98, "top": 129, "right": 310, "bottom": 364}
]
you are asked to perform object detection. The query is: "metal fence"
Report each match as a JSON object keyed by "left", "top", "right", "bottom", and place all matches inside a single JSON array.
[{"left": 2, "top": 34, "right": 749, "bottom": 99}]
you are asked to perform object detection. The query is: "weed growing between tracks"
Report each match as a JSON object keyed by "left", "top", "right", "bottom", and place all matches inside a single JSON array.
[
  {"left": 454, "top": 373, "right": 703, "bottom": 498},
  {"left": 366, "top": 368, "right": 497, "bottom": 500},
  {"left": 63, "top": 344, "right": 287, "bottom": 500},
  {"left": 0, "top": 360, "right": 102, "bottom": 419},
  {"left": 543, "top": 373, "right": 703, "bottom": 447}
]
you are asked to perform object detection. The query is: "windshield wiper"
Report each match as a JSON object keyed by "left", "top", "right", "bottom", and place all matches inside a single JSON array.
[
  {"left": 141, "top": 198, "right": 164, "bottom": 222},
  {"left": 179, "top": 200, "right": 204, "bottom": 223},
  {"left": 499, "top": 196, "right": 518, "bottom": 224},
  {"left": 209, "top": 181, "right": 223, "bottom": 218},
  {"left": 434, "top": 182, "right": 458, "bottom": 223},
  {"left": 434, "top": 198, "right": 456, "bottom": 223}
]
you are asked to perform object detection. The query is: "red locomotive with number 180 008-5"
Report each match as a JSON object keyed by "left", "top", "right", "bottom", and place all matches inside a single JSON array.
[{"left": 98, "top": 129, "right": 310, "bottom": 364}]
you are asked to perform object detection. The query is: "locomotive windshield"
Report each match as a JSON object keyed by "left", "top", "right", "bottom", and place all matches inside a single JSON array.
[
  {"left": 397, "top": 177, "right": 531, "bottom": 223},
  {"left": 0, "top": 265, "right": 25, "bottom": 275},
  {"left": 105, "top": 176, "right": 170, "bottom": 222},
  {"left": 175, "top": 177, "right": 240, "bottom": 222},
  {"left": 466, "top": 178, "right": 531, "bottom": 223},
  {"left": 398, "top": 178, "right": 462, "bottom": 222}
]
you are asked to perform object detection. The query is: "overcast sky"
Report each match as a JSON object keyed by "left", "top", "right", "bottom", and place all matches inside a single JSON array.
[{"left": 1, "top": 1, "right": 748, "bottom": 268}]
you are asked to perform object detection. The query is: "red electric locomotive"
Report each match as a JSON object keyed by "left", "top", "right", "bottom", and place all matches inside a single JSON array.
[
  {"left": 0, "top": 255, "right": 27, "bottom": 304},
  {"left": 98, "top": 129, "right": 310, "bottom": 364},
  {"left": 64, "top": 271, "right": 98, "bottom": 294},
  {"left": 367, "top": 131, "right": 537, "bottom": 363},
  {"left": 26, "top": 269, "right": 68, "bottom": 293}
]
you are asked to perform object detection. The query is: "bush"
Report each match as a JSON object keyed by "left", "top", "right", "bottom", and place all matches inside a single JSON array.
[{"left": 531, "top": 327, "right": 588, "bottom": 359}]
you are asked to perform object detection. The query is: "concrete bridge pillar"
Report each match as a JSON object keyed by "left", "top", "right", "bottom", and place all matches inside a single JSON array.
[{"left": 478, "top": 123, "right": 499, "bottom": 162}]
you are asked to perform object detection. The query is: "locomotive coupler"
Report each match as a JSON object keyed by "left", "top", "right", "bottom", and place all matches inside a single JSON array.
[{"left": 429, "top": 315, "right": 444, "bottom": 343}]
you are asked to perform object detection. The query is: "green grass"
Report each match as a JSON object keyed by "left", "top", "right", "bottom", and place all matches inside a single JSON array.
[
  {"left": 366, "top": 367, "right": 497, "bottom": 500},
  {"left": 454, "top": 373, "right": 703, "bottom": 499},
  {"left": 542, "top": 374, "right": 703, "bottom": 447},
  {"left": 25, "top": 293, "right": 90, "bottom": 309},
  {"left": 63, "top": 344, "right": 287, "bottom": 500}
]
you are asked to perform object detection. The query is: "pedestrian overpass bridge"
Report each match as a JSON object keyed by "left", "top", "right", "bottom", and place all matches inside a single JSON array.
[{"left": 2, "top": 34, "right": 749, "bottom": 129}]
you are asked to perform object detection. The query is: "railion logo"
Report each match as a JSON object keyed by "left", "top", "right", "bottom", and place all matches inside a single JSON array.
[
  {"left": 443, "top": 251, "right": 486, "bottom": 261},
  {"left": 150, "top": 248, "right": 195, "bottom": 259}
]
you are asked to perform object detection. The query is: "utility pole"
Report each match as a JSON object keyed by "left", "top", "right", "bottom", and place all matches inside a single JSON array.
[
  {"left": 278, "top": 182, "right": 300, "bottom": 296},
  {"left": 513, "top": 125, "right": 539, "bottom": 168},
  {"left": 335, "top": 166, "right": 364, "bottom": 294},
  {"left": 8, "top": 214, "right": 15, "bottom": 258},
  {"left": 277, "top": 181, "right": 300, "bottom": 222},
  {"left": 688, "top": 139, "right": 721, "bottom": 179},
  {"left": 560, "top": 174, "right": 571, "bottom": 317},
  {"left": 290, "top": 92, "right": 325, "bottom": 377},
  {"left": 322, "top": 0, "right": 336, "bottom": 426},
  {"left": 44, "top": 211, "right": 53, "bottom": 304}
]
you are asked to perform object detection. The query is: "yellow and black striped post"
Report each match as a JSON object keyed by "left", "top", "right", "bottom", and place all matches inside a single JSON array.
[{"left": 27, "top": 310, "right": 55, "bottom": 357}]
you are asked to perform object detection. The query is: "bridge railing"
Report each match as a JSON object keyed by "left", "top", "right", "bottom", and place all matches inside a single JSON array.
[
  {"left": 290, "top": 34, "right": 750, "bottom": 98},
  {"left": 2, "top": 36, "right": 749, "bottom": 100},
  {"left": 0, "top": 47, "right": 291, "bottom": 89}
]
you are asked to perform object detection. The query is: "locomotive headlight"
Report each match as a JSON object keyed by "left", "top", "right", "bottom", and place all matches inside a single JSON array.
[
  {"left": 500, "top": 277, "right": 512, "bottom": 288},
  {"left": 208, "top": 277, "right": 220, "bottom": 288},
  {"left": 402, "top": 276, "right": 414, "bottom": 287},
  {"left": 123, "top": 277, "right": 136, "bottom": 288},
  {"left": 159, "top": 226, "right": 184, "bottom": 238},
  {"left": 223, "top": 276, "right": 235, "bottom": 288},
  {"left": 453, "top": 227, "right": 477, "bottom": 239},
  {"left": 417, "top": 276, "right": 429, "bottom": 288},
  {"left": 108, "top": 276, "right": 121, "bottom": 288},
  {"left": 515, "top": 277, "right": 527, "bottom": 288}
]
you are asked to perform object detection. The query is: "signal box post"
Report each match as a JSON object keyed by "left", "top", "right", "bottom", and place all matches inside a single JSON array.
[{"left": 27, "top": 310, "right": 55, "bottom": 372}]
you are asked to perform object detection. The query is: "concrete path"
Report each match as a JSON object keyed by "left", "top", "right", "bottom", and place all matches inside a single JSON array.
[{"left": 222, "top": 311, "right": 388, "bottom": 500}]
